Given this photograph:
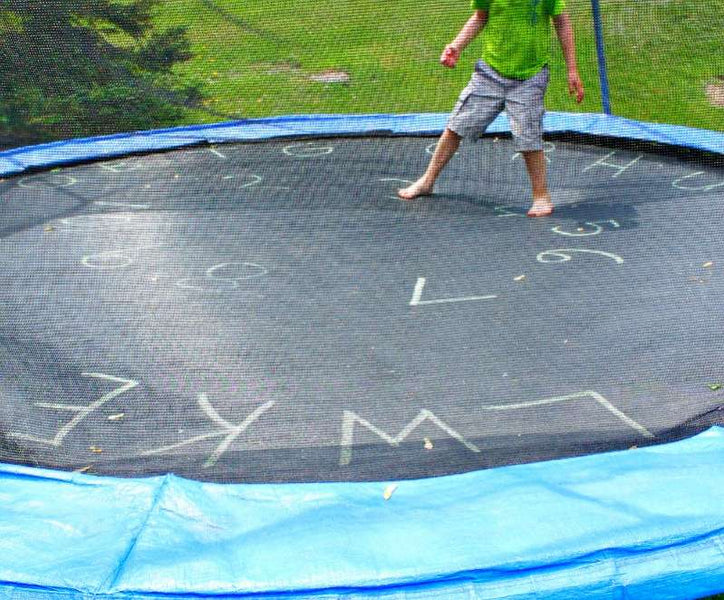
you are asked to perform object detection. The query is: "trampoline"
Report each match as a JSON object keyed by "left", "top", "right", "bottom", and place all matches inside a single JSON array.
[
  {"left": 1, "top": 113, "right": 723, "bottom": 484},
  {"left": 1, "top": 113, "right": 723, "bottom": 599}
]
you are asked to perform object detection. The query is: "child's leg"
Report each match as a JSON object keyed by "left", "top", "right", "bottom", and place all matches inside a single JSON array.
[
  {"left": 399, "top": 60, "right": 504, "bottom": 201},
  {"left": 522, "top": 150, "right": 553, "bottom": 216},
  {"left": 398, "top": 128, "right": 461, "bottom": 200},
  {"left": 504, "top": 66, "right": 553, "bottom": 216}
]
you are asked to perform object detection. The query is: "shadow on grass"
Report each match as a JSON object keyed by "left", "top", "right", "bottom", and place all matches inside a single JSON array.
[{"left": 197, "top": 0, "right": 285, "bottom": 43}]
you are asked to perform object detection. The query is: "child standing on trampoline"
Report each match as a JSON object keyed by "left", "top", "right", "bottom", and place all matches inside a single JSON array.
[{"left": 398, "top": 0, "right": 584, "bottom": 216}]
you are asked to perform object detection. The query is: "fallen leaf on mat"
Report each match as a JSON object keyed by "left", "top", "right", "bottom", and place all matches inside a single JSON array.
[{"left": 383, "top": 484, "right": 398, "bottom": 500}]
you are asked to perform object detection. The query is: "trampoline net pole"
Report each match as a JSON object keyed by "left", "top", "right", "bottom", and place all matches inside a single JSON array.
[{"left": 590, "top": 0, "right": 613, "bottom": 115}]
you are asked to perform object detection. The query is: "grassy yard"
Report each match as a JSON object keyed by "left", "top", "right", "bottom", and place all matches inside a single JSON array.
[{"left": 153, "top": 0, "right": 723, "bottom": 131}]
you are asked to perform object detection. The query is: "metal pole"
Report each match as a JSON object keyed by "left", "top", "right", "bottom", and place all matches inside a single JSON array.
[{"left": 591, "top": 0, "right": 612, "bottom": 115}]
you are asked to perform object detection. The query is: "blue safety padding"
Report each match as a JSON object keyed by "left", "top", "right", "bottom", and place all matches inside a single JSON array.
[
  {"left": 1, "top": 427, "right": 723, "bottom": 599},
  {"left": 0, "top": 112, "right": 722, "bottom": 177}
]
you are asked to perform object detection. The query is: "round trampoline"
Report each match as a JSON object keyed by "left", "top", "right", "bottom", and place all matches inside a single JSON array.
[
  {"left": 1, "top": 114, "right": 722, "bottom": 483},
  {"left": 1, "top": 114, "right": 724, "bottom": 600}
]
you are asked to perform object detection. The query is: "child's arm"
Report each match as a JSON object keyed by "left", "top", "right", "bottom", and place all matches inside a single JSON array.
[
  {"left": 553, "top": 13, "right": 584, "bottom": 103},
  {"left": 441, "top": 10, "right": 488, "bottom": 68}
]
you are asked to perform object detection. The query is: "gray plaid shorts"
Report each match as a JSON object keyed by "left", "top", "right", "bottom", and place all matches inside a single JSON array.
[{"left": 447, "top": 59, "right": 550, "bottom": 152}]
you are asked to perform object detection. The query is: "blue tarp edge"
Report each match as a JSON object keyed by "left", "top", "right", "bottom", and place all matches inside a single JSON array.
[
  {"left": 1, "top": 426, "right": 723, "bottom": 599},
  {"left": 0, "top": 112, "right": 722, "bottom": 177}
]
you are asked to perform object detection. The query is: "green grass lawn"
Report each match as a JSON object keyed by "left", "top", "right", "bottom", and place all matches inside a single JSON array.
[{"left": 154, "top": 0, "right": 723, "bottom": 131}]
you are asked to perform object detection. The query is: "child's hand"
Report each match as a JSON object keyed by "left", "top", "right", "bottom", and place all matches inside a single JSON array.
[
  {"left": 440, "top": 45, "right": 461, "bottom": 68},
  {"left": 568, "top": 70, "right": 584, "bottom": 103}
]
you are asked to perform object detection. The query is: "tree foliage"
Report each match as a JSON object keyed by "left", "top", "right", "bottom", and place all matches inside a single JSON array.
[{"left": 0, "top": 1, "right": 201, "bottom": 147}]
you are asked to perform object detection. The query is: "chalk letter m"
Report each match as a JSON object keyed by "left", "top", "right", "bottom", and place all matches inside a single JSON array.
[{"left": 339, "top": 409, "right": 480, "bottom": 466}]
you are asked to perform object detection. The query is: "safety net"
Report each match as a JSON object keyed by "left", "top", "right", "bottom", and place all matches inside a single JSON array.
[{"left": 1, "top": 1, "right": 723, "bottom": 599}]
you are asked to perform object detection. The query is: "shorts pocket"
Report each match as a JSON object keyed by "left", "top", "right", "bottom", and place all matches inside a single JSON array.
[{"left": 452, "top": 87, "right": 475, "bottom": 114}]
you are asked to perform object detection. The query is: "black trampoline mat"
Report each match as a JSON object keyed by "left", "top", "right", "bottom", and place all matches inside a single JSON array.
[{"left": 1, "top": 136, "right": 722, "bottom": 482}]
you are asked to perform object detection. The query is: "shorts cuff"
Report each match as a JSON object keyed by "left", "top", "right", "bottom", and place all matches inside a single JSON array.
[
  {"left": 446, "top": 121, "right": 471, "bottom": 138},
  {"left": 514, "top": 144, "right": 544, "bottom": 153}
]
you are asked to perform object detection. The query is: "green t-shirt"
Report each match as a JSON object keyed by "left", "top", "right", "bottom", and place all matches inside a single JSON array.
[{"left": 471, "top": 0, "right": 566, "bottom": 80}]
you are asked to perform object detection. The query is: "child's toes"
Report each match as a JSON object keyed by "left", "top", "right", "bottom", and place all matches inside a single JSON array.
[{"left": 527, "top": 199, "right": 554, "bottom": 217}]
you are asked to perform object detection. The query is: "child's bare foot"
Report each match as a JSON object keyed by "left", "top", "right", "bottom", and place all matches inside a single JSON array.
[
  {"left": 527, "top": 196, "right": 554, "bottom": 217},
  {"left": 397, "top": 178, "right": 434, "bottom": 200}
]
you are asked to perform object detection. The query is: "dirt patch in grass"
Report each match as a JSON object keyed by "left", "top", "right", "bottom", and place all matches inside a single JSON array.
[
  {"left": 308, "top": 70, "right": 350, "bottom": 84},
  {"left": 705, "top": 76, "right": 724, "bottom": 107},
  {"left": 262, "top": 60, "right": 303, "bottom": 75},
  {"left": 255, "top": 61, "right": 350, "bottom": 84}
]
